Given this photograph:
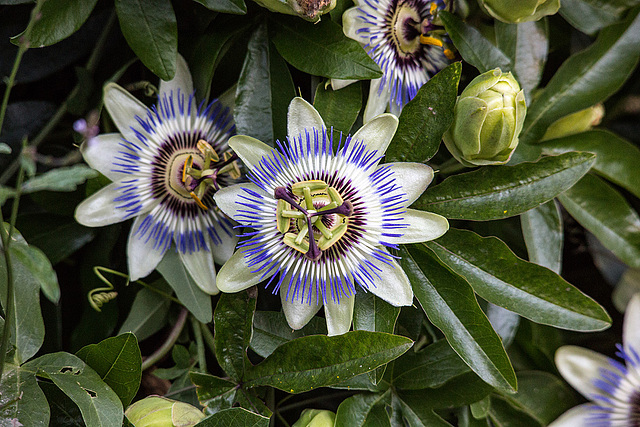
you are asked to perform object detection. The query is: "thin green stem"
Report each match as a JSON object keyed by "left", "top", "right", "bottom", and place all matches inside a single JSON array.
[
  {"left": 0, "top": 144, "right": 27, "bottom": 384},
  {"left": 141, "top": 307, "right": 189, "bottom": 371},
  {"left": 0, "top": 10, "right": 116, "bottom": 185},
  {"left": 199, "top": 322, "right": 216, "bottom": 356},
  {"left": 190, "top": 315, "right": 206, "bottom": 373}
]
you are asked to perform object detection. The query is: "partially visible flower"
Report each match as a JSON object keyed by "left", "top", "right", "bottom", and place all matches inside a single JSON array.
[
  {"left": 125, "top": 396, "right": 205, "bottom": 427},
  {"left": 292, "top": 409, "right": 336, "bottom": 427},
  {"left": 541, "top": 104, "right": 605, "bottom": 141},
  {"left": 252, "top": 0, "right": 335, "bottom": 21},
  {"left": 550, "top": 293, "right": 640, "bottom": 426},
  {"left": 336, "top": 0, "right": 453, "bottom": 122},
  {"left": 480, "top": 0, "right": 560, "bottom": 23},
  {"left": 443, "top": 68, "right": 526, "bottom": 166},
  {"left": 214, "top": 97, "right": 449, "bottom": 335},
  {"left": 74, "top": 55, "right": 240, "bottom": 294}
]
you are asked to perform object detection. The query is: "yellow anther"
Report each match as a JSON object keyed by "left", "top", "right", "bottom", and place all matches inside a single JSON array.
[
  {"left": 292, "top": 180, "right": 328, "bottom": 197},
  {"left": 189, "top": 191, "right": 208, "bottom": 210},
  {"left": 182, "top": 155, "right": 193, "bottom": 183},
  {"left": 444, "top": 49, "right": 455, "bottom": 60},
  {"left": 284, "top": 232, "right": 309, "bottom": 254},
  {"left": 420, "top": 35, "right": 443, "bottom": 47},
  {"left": 318, "top": 223, "right": 348, "bottom": 251},
  {"left": 198, "top": 139, "right": 220, "bottom": 162},
  {"left": 430, "top": 1, "right": 437, "bottom": 14},
  {"left": 276, "top": 199, "right": 292, "bottom": 234}
]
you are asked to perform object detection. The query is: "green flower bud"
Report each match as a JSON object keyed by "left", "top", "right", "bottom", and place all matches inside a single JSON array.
[
  {"left": 541, "top": 104, "right": 605, "bottom": 141},
  {"left": 125, "top": 396, "right": 205, "bottom": 427},
  {"left": 252, "top": 0, "right": 336, "bottom": 21},
  {"left": 292, "top": 409, "right": 336, "bottom": 427},
  {"left": 480, "top": 0, "right": 560, "bottom": 23},
  {"left": 443, "top": 68, "right": 526, "bottom": 167}
]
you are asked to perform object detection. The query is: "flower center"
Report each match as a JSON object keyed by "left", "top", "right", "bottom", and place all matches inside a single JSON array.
[
  {"left": 274, "top": 180, "right": 354, "bottom": 261},
  {"left": 167, "top": 139, "right": 241, "bottom": 210}
]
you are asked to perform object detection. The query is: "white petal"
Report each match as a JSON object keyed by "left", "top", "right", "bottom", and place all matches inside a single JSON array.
[
  {"left": 342, "top": 7, "right": 362, "bottom": 41},
  {"left": 365, "top": 254, "right": 413, "bottom": 306},
  {"left": 127, "top": 216, "right": 167, "bottom": 281},
  {"left": 178, "top": 245, "right": 219, "bottom": 295},
  {"left": 228, "top": 135, "right": 275, "bottom": 169},
  {"left": 214, "top": 183, "right": 268, "bottom": 222},
  {"left": 555, "top": 346, "right": 614, "bottom": 401},
  {"left": 387, "top": 209, "right": 449, "bottom": 245},
  {"left": 324, "top": 296, "right": 355, "bottom": 336},
  {"left": 287, "top": 97, "right": 326, "bottom": 146},
  {"left": 211, "top": 230, "right": 238, "bottom": 266},
  {"left": 548, "top": 404, "right": 596, "bottom": 427},
  {"left": 352, "top": 112, "right": 398, "bottom": 158},
  {"left": 159, "top": 53, "right": 193, "bottom": 100},
  {"left": 80, "top": 133, "right": 129, "bottom": 181},
  {"left": 281, "top": 285, "right": 322, "bottom": 330},
  {"left": 75, "top": 183, "right": 134, "bottom": 227},
  {"left": 380, "top": 162, "right": 434, "bottom": 205},
  {"left": 103, "top": 83, "right": 149, "bottom": 143},
  {"left": 623, "top": 292, "right": 640, "bottom": 356},
  {"left": 331, "top": 78, "right": 357, "bottom": 91},
  {"left": 363, "top": 79, "right": 390, "bottom": 124},
  {"left": 216, "top": 249, "right": 274, "bottom": 293},
  {"left": 389, "top": 99, "right": 403, "bottom": 118}
]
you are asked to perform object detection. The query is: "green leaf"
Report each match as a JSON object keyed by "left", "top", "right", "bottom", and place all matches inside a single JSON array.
[
  {"left": 117, "top": 287, "right": 171, "bottom": 341},
  {"left": 335, "top": 391, "right": 391, "bottom": 427},
  {"left": 396, "top": 393, "right": 453, "bottom": 427},
  {"left": 488, "top": 395, "right": 541, "bottom": 427},
  {"left": 494, "top": 21, "right": 548, "bottom": 100},
  {"left": 520, "top": 200, "right": 563, "bottom": 273},
  {"left": 244, "top": 331, "right": 412, "bottom": 393},
  {"left": 190, "top": 372, "right": 237, "bottom": 414},
  {"left": 16, "top": 213, "right": 95, "bottom": 265},
  {"left": 25, "top": 352, "right": 123, "bottom": 427},
  {"left": 250, "top": 310, "right": 327, "bottom": 358},
  {"left": 354, "top": 292, "right": 400, "bottom": 384},
  {"left": 76, "top": 333, "right": 142, "bottom": 407},
  {"left": 425, "top": 228, "right": 611, "bottom": 331},
  {"left": 193, "top": 0, "right": 247, "bottom": 14},
  {"left": 213, "top": 290, "right": 256, "bottom": 382},
  {"left": 271, "top": 16, "right": 382, "bottom": 79},
  {"left": 540, "top": 129, "right": 640, "bottom": 199},
  {"left": 559, "top": 0, "right": 626, "bottom": 35},
  {"left": 0, "top": 363, "right": 49, "bottom": 426},
  {"left": 392, "top": 340, "right": 470, "bottom": 390},
  {"left": 385, "top": 62, "right": 461, "bottom": 163},
  {"left": 195, "top": 407, "right": 270, "bottom": 427},
  {"left": 498, "top": 371, "right": 577, "bottom": 425},
  {"left": 439, "top": 11, "right": 511, "bottom": 73},
  {"left": 397, "top": 372, "right": 493, "bottom": 410},
  {"left": 235, "top": 23, "right": 295, "bottom": 146},
  {"left": 12, "top": 0, "right": 98, "bottom": 47},
  {"left": 558, "top": 174, "right": 640, "bottom": 268},
  {"left": 400, "top": 244, "right": 517, "bottom": 394},
  {"left": 156, "top": 250, "right": 212, "bottom": 323},
  {"left": 189, "top": 17, "right": 250, "bottom": 99},
  {"left": 0, "top": 228, "right": 45, "bottom": 363},
  {"left": 414, "top": 152, "right": 595, "bottom": 220},
  {"left": 0, "top": 143, "right": 11, "bottom": 154},
  {"left": 9, "top": 241, "right": 59, "bottom": 304},
  {"left": 20, "top": 164, "right": 98, "bottom": 194},
  {"left": 114, "top": 0, "right": 177, "bottom": 80},
  {"left": 521, "top": 6, "right": 640, "bottom": 144},
  {"left": 314, "top": 81, "right": 363, "bottom": 138}
]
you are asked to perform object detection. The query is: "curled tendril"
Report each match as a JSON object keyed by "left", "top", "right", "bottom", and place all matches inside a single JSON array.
[{"left": 87, "top": 266, "right": 129, "bottom": 312}]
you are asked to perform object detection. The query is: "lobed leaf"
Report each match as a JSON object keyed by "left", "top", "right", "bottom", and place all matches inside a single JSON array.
[
  {"left": 117, "top": 286, "right": 171, "bottom": 341},
  {"left": 425, "top": 228, "right": 611, "bottom": 331},
  {"left": 386, "top": 62, "right": 461, "bottom": 163},
  {"left": 195, "top": 407, "right": 270, "bottom": 426},
  {"left": 400, "top": 244, "right": 517, "bottom": 394},
  {"left": 414, "top": 152, "right": 595, "bottom": 220},
  {"left": 314, "top": 82, "right": 363, "bottom": 138},
  {"left": 250, "top": 310, "right": 327, "bottom": 358},
  {"left": 0, "top": 363, "right": 49, "bottom": 426},
  {"left": 20, "top": 164, "right": 98, "bottom": 194},
  {"left": 335, "top": 391, "right": 391, "bottom": 427}
]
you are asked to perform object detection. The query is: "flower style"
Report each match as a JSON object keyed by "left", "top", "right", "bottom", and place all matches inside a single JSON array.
[
  {"left": 214, "top": 97, "right": 449, "bottom": 335},
  {"left": 336, "top": 0, "right": 453, "bottom": 122},
  {"left": 551, "top": 293, "right": 640, "bottom": 426},
  {"left": 74, "top": 55, "right": 239, "bottom": 294}
]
